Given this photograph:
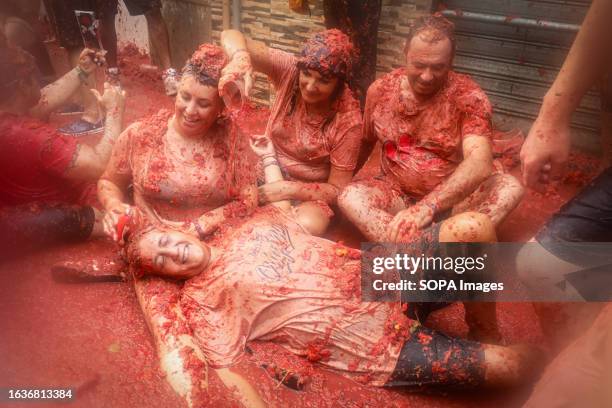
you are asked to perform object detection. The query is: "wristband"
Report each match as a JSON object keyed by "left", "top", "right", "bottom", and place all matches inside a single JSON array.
[
  {"left": 75, "top": 66, "right": 89, "bottom": 84},
  {"left": 263, "top": 159, "right": 280, "bottom": 169},
  {"left": 229, "top": 48, "right": 249, "bottom": 60}
]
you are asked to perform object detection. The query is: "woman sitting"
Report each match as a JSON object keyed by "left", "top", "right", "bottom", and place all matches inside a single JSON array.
[
  {"left": 98, "top": 43, "right": 258, "bottom": 241},
  {"left": 219, "top": 28, "right": 363, "bottom": 235}
]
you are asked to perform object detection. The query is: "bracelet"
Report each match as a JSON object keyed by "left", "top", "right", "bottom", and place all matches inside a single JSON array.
[
  {"left": 229, "top": 48, "right": 249, "bottom": 60},
  {"left": 263, "top": 160, "right": 280, "bottom": 169},
  {"left": 262, "top": 157, "right": 278, "bottom": 165},
  {"left": 75, "top": 66, "right": 89, "bottom": 84},
  {"left": 261, "top": 153, "right": 276, "bottom": 160},
  {"left": 192, "top": 221, "right": 207, "bottom": 241}
]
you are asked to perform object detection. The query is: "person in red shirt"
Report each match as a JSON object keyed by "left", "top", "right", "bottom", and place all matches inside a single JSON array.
[
  {"left": 219, "top": 28, "right": 363, "bottom": 235},
  {"left": 121, "top": 133, "right": 542, "bottom": 407},
  {"left": 338, "top": 15, "right": 523, "bottom": 244},
  {"left": 0, "top": 43, "right": 125, "bottom": 257}
]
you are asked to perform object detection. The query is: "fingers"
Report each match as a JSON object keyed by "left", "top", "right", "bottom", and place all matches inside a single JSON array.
[
  {"left": 244, "top": 71, "right": 253, "bottom": 98},
  {"left": 521, "top": 156, "right": 546, "bottom": 188},
  {"left": 90, "top": 89, "right": 102, "bottom": 104},
  {"left": 549, "top": 157, "right": 566, "bottom": 182}
]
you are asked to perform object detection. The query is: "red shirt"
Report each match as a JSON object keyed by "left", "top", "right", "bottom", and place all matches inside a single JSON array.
[
  {"left": 364, "top": 69, "right": 493, "bottom": 197},
  {"left": 0, "top": 113, "right": 93, "bottom": 207}
]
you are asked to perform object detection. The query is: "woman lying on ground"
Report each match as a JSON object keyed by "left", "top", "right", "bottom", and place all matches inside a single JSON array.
[
  {"left": 98, "top": 43, "right": 258, "bottom": 242},
  {"left": 122, "top": 133, "right": 543, "bottom": 408},
  {"left": 219, "top": 28, "right": 363, "bottom": 235},
  {"left": 0, "top": 43, "right": 125, "bottom": 258}
]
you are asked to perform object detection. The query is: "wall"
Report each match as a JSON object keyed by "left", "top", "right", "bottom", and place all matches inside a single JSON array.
[{"left": 210, "top": 0, "right": 433, "bottom": 105}]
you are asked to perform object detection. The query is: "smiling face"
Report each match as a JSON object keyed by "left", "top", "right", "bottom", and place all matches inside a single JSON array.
[
  {"left": 136, "top": 229, "right": 210, "bottom": 279},
  {"left": 174, "top": 74, "right": 223, "bottom": 137},
  {"left": 298, "top": 68, "right": 339, "bottom": 106},
  {"left": 404, "top": 30, "right": 453, "bottom": 98}
]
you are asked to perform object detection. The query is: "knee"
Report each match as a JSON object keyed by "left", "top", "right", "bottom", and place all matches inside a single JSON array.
[
  {"left": 293, "top": 202, "right": 331, "bottom": 236},
  {"left": 497, "top": 173, "right": 525, "bottom": 203},
  {"left": 337, "top": 184, "right": 361, "bottom": 217},
  {"left": 440, "top": 212, "right": 496, "bottom": 242}
]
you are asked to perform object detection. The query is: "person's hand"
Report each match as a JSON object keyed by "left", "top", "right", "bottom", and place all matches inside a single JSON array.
[
  {"left": 219, "top": 50, "right": 253, "bottom": 99},
  {"left": 249, "top": 134, "right": 276, "bottom": 158},
  {"left": 258, "top": 181, "right": 295, "bottom": 204},
  {"left": 91, "top": 82, "right": 126, "bottom": 115},
  {"left": 386, "top": 203, "right": 434, "bottom": 243},
  {"left": 102, "top": 203, "right": 139, "bottom": 243},
  {"left": 520, "top": 115, "right": 571, "bottom": 189},
  {"left": 78, "top": 48, "right": 106, "bottom": 74}
]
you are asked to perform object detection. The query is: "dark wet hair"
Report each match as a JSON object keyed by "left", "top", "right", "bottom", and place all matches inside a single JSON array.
[
  {"left": 288, "top": 29, "right": 355, "bottom": 129},
  {"left": 181, "top": 43, "right": 228, "bottom": 87},
  {"left": 404, "top": 13, "right": 456, "bottom": 55},
  {"left": 0, "top": 45, "right": 36, "bottom": 105},
  {"left": 124, "top": 224, "right": 157, "bottom": 276},
  {"left": 296, "top": 29, "right": 354, "bottom": 80}
]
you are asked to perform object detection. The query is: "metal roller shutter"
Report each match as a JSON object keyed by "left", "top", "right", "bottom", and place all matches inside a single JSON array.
[{"left": 435, "top": 0, "right": 598, "bottom": 151}]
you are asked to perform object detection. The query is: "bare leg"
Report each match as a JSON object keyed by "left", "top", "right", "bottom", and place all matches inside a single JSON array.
[
  {"left": 452, "top": 173, "right": 524, "bottom": 227},
  {"left": 291, "top": 201, "right": 332, "bottom": 236},
  {"left": 144, "top": 8, "right": 172, "bottom": 70},
  {"left": 134, "top": 277, "right": 208, "bottom": 407},
  {"left": 338, "top": 180, "right": 406, "bottom": 241},
  {"left": 483, "top": 343, "right": 545, "bottom": 387},
  {"left": 439, "top": 212, "right": 503, "bottom": 343}
]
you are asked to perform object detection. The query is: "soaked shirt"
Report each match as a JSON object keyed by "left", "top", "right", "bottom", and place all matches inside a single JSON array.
[
  {"left": 0, "top": 113, "right": 93, "bottom": 207},
  {"left": 264, "top": 49, "right": 363, "bottom": 182},
  {"left": 364, "top": 69, "right": 492, "bottom": 197},
  {"left": 105, "top": 109, "right": 244, "bottom": 220},
  {"left": 180, "top": 208, "right": 408, "bottom": 386}
]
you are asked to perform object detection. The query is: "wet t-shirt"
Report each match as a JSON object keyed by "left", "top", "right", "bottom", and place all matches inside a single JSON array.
[
  {"left": 364, "top": 69, "right": 492, "bottom": 197},
  {"left": 180, "top": 208, "right": 408, "bottom": 386},
  {"left": 0, "top": 113, "right": 93, "bottom": 207},
  {"left": 264, "top": 49, "right": 363, "bottom": 182},
  {"left": 105, "top": 109, "right": 250, "bottom": 220}
]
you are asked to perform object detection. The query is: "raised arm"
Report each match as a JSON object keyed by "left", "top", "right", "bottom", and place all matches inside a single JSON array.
[
  {"left": 521, "top": 0, "right": 612, "bottom": 187},
  {"left": 63, "top": 82, "right": 126, "bottom": 181},
  {"left": 29, "top": 49, "right": 105, "bottom": 120}
]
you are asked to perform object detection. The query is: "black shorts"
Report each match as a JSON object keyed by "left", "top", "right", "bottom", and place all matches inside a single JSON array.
[
  {"left": 536, "top": 167, "right": 612, "bottom": 266},
  {"left": 385, "top": 322, "right": 486, "bottom": 389},
  {"left": 123, "top": 0, "right": 161, "bottom": 16}
]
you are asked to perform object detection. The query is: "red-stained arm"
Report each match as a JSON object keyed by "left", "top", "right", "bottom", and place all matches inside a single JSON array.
[{"left": 420, "top": 135, "right": 493, "bottom": 214}]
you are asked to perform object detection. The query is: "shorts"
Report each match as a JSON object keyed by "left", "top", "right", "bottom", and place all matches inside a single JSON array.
[
  {"left": 123, "top": 0, "right": 161, "bottom": 16},
  {"left": 536, "top": 167, "right": 612, "bottom": 266},
  {"left": 0, "top": 204, "right": 95, "bottom": 261},
  {"left": 385, "top": 322, "right": 486, "bottom": 389},
  {"left": 44, "top": 0, "right": 119, "bottom": 50}
]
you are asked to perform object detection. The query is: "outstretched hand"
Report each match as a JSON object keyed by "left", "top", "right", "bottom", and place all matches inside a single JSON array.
[
  {"left": 520, "top": 115, "right": 571, "bottom": 189},
  {"left": 91, "top": 82, "right": 126, "bottom": 115}
]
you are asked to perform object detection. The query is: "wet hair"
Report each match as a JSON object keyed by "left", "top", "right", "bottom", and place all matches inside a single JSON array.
[
  {"left": 0, "top": 45, "right": 36, "bottom": 105},
  {"left": 124, "top": 224, "right": 157, "bottom": 276},
  {"left": 296, "top": 29, "right": 354, "bottom": 80},
  {"left": 181, "top": 43, "right": 228, "bottom": 87},
  {"left": 288, "top": 29, "right": 355, "bottom": 128},
  {"left": 404, "top": 13, "right": 456, "bottom": 55}
]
